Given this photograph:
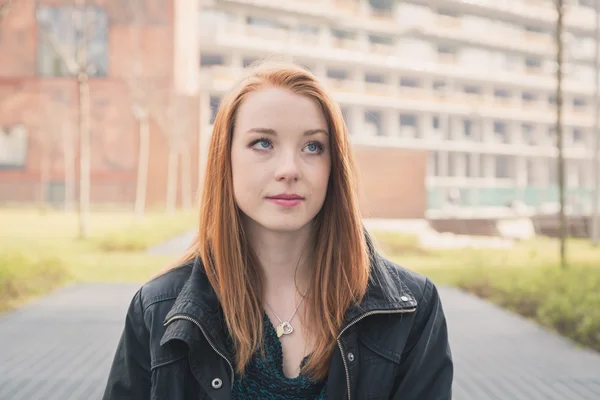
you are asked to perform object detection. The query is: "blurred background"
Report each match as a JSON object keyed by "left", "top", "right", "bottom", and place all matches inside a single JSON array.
[{"left": 1, "top": 0, "right": 600, "bottom": 399}]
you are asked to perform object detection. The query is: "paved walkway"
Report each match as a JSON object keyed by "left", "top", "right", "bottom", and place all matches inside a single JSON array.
[{"left": 1, "top": 282, "right": 600, "bottom": 399}]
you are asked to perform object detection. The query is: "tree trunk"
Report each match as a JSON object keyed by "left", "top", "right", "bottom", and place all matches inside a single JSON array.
[
  {"left": 62, "top": 125, "right": 75, "bottom": 212},
  {"left": 134, "top": 113, "right": 150, "bottom": 218},
  {"left": 180, "top": 147, "right": 193, "bottom": 210},
  {"left": 39, "top": 143, "right": 49, "bottom": 211},
  {"left": 166, "top": 147, "right": 178, "bottom": 214},
  {"left": 78, "top": 71, "right": 91, "bottom": 238},
  {"left": 556, "top": 0, "right": 567, "bottom": 268},
  {"left": 592, "top": 0, "right": 600, "bottom": 246}
]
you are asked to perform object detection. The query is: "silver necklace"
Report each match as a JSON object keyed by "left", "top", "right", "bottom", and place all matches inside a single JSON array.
[{"left": 266, "top": 292, "right": 307, "bottom": 338}]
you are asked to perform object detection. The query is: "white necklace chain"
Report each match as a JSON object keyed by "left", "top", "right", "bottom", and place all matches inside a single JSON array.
[{"left": 266, "top": 289, "right": 308, "bottom": 338}]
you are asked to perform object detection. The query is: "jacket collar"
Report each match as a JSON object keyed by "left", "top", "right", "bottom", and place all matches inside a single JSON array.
[{"left": 161, "top": 232, "right": 418, "bottom": 356}]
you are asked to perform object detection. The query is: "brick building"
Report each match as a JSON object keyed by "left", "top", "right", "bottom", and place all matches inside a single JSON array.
[{"left": 0, "top": 0, "right": 200, "bottom": 209}]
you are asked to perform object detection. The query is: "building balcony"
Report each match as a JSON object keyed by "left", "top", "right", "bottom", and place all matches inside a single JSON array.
[
  {"left": 370, "top": 8, "right": 393, "bottom": 22},
  {"left": 199, "top": 22, "right": 592, "bottom": 96},
  {"left": 289, "top": 32, "right": 320, "bottom": 47},
  {"left": 369, "top": 42, "right": 395, "bottom": 56},
  {"left": 521, "top": 31, "right": 553, "bottom": 48},
  {"left": 365, "top": 82, "right": 391, "bottom": 96},
  {"left": 218, "top": 0, "right": 334, "bottom": 18},
  {"left": 436, "top": 53, "right": 458, "bottom": 65},
  {"left": 325, "top": 78, "right": 358, "bottom": 93},
  {"left": 492, "top": 97, "right": 519, "bottom": 108},
  {"left": 333, "top": 0, "right": 359, "bottom": 14},
  {"left": 245, "top": 24, "right": 288, "bottom": 41},
  {"left": 437, "top": 15, "right": 461, "bottom": 29}
]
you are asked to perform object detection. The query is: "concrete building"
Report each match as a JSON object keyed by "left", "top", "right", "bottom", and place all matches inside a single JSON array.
[{"left": 197, "top": 0, "right": 599, "bottom": 217}]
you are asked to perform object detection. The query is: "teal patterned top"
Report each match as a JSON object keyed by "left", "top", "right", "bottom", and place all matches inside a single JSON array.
[{"left": 231, "top": 312, "right": 328, "bottom": 399}]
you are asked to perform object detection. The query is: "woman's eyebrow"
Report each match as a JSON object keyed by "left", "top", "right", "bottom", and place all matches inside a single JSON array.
[
  {"left": 244, "top": 128, "right": 328, "bottom": 136},
  {"left": 245, "top": 127, "right": 276, "bottom": 135},
  {"left": 304, "top": 129, "right": 328, "bottom": 136}
]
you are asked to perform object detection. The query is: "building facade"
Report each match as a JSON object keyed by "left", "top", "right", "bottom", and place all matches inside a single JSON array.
[{"left": 197, "top": 0, "right": 599, "bottom": 217}]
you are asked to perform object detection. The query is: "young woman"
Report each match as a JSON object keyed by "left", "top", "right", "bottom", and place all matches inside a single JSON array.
[{"left": 102, "top": 61, "right": 453, "bottom": 400}]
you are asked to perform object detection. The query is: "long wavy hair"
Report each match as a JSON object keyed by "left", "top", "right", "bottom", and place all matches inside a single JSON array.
[{"left": 173, "top": 60, "right": 370, "bottom": 380}]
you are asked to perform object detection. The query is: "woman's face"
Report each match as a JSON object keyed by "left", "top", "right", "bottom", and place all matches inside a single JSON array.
[{"left": 231, "top": 86, "right": 331, "bottom": 234}]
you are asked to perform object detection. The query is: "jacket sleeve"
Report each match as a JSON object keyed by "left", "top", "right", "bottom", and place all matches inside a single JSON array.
[
  {"left": 102, "top": 289, "right": 151, "bottom": 400},
  {"left": 392, "top": 278, "right": 454, "bottom": 399}
]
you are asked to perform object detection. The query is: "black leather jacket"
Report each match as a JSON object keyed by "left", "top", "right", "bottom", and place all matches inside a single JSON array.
[{"left": 102, "top": 251, "right": 453, "bottom": 400}]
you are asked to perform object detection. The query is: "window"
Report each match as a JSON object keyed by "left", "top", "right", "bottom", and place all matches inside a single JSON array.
[
  {"left": 495, "top": 156, "right": 510, "bottom": 179},
  {"left": 463, "top": 119, "right": 472, "bottom": 138},
  {"left": 243, "top": 56, "right": 259, "bottom": 68},
  {"left": 365, "top": 110, "right": 382, "bottom": 136},
  {"left": 209, "top": 96, "right": 221, "bottom": 124},
  {"left": 438, "top": 9, "right": 459, "bottom": 17},
  {"left": 200, "top": 53, "right": 224, "bottom": 67},
  {"left": 524, "top": 25, "right": 547, "bottom": 34},
  {"left": 400, "top": 77, "right": 421, "bottom": 88},
  {"left": 37, "top": 6, "right": 108, "bottom": 77},
  {"left": 297, "top": 24, "right": 318, "bottom": 35},
  {"left": 522, "top": 123, "right": 535, "bottom": 145},
  {"left": 522, "top": 92, "right": 536, "bottom": 102},
  {"left": 430, "top": 152, "right": 440, "bottom": 177},
  {"left": 433, "top": 80, "right": 447, "bottom": 92},
  {"left": 464, "top": 85, "right": 481, "bottom": 94},
  {"left": 494, "top": 89, "right": 511, "bottom": 99},
  {"left": 437, "top": 44, "right": 457, "bottom": 63},
  {"left": 525, "top": 56, "right": 542, "bottom": 70},
  {"left": 369, "top": 0, "right": 393, "bottom": 13},
  {"left": 494, "top": 121, "right": 507, "bottom": 143},
  {"left": 332, "top": 28, "right": 354, "bottom": 40},
  {"left": 573, "top": 128, "right": 583, "bottom": 144},
  {"left": 327, "top": 68, "right": 348, "bottom": 80},
  {"left": 0, "top": 125, "right": 28, "bottom": 169},
  {"left": 400, "top": 114, "right": 417, "bottom": 127},
  {"left": 573, "top": 97, "right": 587, "bottom": 109},
  {"left": 437, "top": 44, "right": 456, "bottom": 55},
  {"left": 365, "top": 72, "right": 384, "bottom": 83},
  {"left": 340, "top": 107, "right": 350, "bottom": 130},
  {"left": 369, "top": 34, "right": 393, "bottom": 45},
  {"left": 548, "top": 126, "right": 556, "bottom": 144},
  {"left": 432, "top": 116, "right": 440, "bottom": 129},
  {"left": 246, "top": 16, "right": 277, "bottom": 27}
]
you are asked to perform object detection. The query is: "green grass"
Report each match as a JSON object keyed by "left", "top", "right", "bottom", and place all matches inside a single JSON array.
[
  {"left": 371, "top": 231, "right": 600, "bottom": 353},
  {"left": 0, "top": 208, "right": 196, "bottom": 313}
]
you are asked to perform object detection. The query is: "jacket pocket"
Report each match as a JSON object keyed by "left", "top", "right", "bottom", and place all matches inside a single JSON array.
[
  {"left": 357, "top": 337, "right": 402, "bottom": 399},
  {"left": 151, "top": 356, "right": 208, "bottom": 400}
]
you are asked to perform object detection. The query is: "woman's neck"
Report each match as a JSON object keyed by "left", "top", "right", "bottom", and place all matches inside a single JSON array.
[{"left": 244, "top": 220, "right": 314, "bottom": 297}]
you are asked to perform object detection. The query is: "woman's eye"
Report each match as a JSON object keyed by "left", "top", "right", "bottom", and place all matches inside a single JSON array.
[
  {"left": 251, "top": 139, "right": 272, "bottom": 150},
  {"left": 305, "top": 142, "right": 323, "bottom": 154}
]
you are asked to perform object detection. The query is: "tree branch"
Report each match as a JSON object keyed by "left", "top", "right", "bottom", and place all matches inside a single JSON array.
[
  {"left": 0, "top": 0, "right": 17, "bottom": 22},
  {"left": 39, "top": 26, "right": 80, "bottom": 75}
]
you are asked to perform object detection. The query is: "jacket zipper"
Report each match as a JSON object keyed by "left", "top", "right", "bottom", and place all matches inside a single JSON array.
[
  {"left": 165, "top": 307, "right": 416, "bottom": 398},
  {"left": 164, "top": 315, "right": 235, "bottom": 389},
  {"left": 336, "top": 307, "right": 417, "bottom": 400}
]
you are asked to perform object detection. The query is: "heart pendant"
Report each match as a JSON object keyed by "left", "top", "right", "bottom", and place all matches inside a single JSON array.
[{"left": 276, "top": 322, "right": 294, "bottom": 338}]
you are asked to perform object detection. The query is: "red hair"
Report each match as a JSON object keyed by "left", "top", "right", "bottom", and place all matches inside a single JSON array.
[{"left": 172, "top": 60, "right": 369, "bottom": 380}]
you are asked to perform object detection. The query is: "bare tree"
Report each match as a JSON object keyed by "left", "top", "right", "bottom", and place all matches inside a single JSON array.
[
  {"left": 592, "top": 0, "right": 600, "bottom": 246},
  {"left": 37, "top": 0, "right": 100, "bottom": 238},
  {"left": 152, "top": 92, "right": 195, "bottom": 213},
  {"left": 0, "top": 0, "right": 17, "bottom": 22},
  {"left": 555, "top": 0, "right": 567, "bottom": 268},
  {"left": 123, "top": 0, "right": 153, "bottom": 218}
]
